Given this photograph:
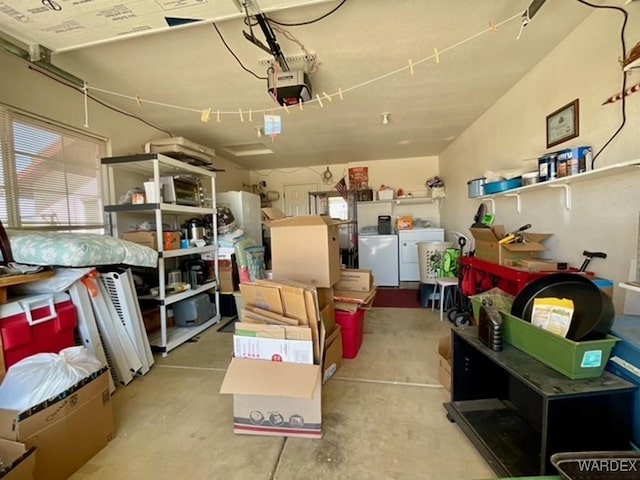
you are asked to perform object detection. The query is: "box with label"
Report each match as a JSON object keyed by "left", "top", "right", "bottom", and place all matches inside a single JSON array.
[
  {"left": 335, "top": 269, "right": 373, "bottom": 292},
  {"left": 470, "top": 226, "right": 552, "bottom": 265},
  {"left": 0, "top": 369, "right": 114, "bottom": 480},
  {"left": 233, "top": 335, "right": 314, "bottom": 364},
  {"left": 262, "top": 209, "right": 341, "bottom": 288},
  {"left": 220, "top": 358, "right": 322, "bottom": 438}
]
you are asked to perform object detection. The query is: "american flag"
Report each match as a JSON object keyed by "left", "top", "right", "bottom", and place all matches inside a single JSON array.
[{"left": 335, "top": 176, "right": 348, "bottom": 200}]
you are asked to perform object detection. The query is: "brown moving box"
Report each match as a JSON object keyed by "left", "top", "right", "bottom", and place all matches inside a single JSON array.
[
  {"left": 335, "top": 269, "right": 373, "bottom": 292},
  {"left": 438, "top": 335, "right": 452, "bottom": 392},
  {"left": 470, "top": 226, "right": 552, "bottom": 265},
  {"left": 0, "top": 439, "right": 36, "bottom": 480},
  {"left": 220, "top": 359, "right": 322, "bottom": 438},
  {"left": 121, "top": 230, "right": 181, "bottom": 250},
  {"left": 262, "top": 209, "right": 341, "bottom": 288},
  {"left": 0, "top": 369, "right": 114, "bottom": 480}
]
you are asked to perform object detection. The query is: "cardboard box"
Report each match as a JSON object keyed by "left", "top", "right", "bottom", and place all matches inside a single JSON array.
[
  {"left": 322, "top": 324, "right": 343, "bottom": 383},
  {"left": 335, "top": 269, "right": 373, "bottom": 292},
  {"left": 438, "top": 335, "right": 452, "bottom": 392},
  {"left": 470, "top": 226, "right": 552, "bottom": 265},
  {"left": 0, "top": 439, "right": 36, "bottom": 480},
  {"left": 0, "top": 369, "right": 114, "bottom": 480},
  {"left": 320, "top": 302, "right": 336, "bottom": 337},
  {"left": 220, "top": 358, "right": 322, "bottom": 438},
  {"left": 263, "top": 210, "right": 341, "bottom": 288},
  {"left": 121, "top": 230, "right": 180, "bottom": 250}
]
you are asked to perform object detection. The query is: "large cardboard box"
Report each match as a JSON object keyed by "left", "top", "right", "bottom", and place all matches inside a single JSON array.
[
  {"left": 335, "top": 269, "right": 373, "bottom": 292},
  {"left": 470, "top": 226, "right": 552, "bottom": 265},
  {"left": 0, "top": 369, "right": 114, "bottom": 480},
  {"left": 438, "top": 335, "right": 452, "bottom": 392},
  {"left": 0, "top": 439, "right": 36, "bottom": 480},
  {"left": 220, "top": 358, "right": 322, "bottom": 438},
  {"left": 263, "top": 210, "right": 341, "bottom": 288}
]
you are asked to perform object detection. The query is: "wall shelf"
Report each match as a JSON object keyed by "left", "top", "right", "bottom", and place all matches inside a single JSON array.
[
  {"left": 358, "top": 197, "right": 435, "bottom": 206},
  {"left": 478, "top": 159, "right": 640, "bottom": 213}
]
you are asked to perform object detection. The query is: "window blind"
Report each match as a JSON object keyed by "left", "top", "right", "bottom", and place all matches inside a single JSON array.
[{"left": 0, "top": 106, "right": 106, "bottom": 232}]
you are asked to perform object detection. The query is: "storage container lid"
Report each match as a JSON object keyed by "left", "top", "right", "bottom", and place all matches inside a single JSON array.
[{"left": 467, "top": 177, "right": 486, "bottom": 184}]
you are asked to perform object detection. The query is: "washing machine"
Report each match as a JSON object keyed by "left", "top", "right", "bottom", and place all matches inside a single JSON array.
[{"left": 398, "top": 228, "right": 445, "bottom": 281}]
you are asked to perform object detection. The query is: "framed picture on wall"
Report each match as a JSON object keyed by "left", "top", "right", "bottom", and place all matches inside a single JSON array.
[{"left": 546, "top": 99, "right": 579, "bottom": 148}]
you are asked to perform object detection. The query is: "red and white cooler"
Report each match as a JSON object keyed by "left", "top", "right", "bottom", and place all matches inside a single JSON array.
[{"left": 0, "top": 293, "right": 78, "bottom": 369}]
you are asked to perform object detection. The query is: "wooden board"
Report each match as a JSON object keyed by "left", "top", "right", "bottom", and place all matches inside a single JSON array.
[{"left": 0, "top": 270, "right": 54, "bottom": 304}]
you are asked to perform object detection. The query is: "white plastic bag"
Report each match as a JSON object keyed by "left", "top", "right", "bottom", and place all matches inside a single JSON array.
[{"left": 0, "top": 346, "right": 103, "bottom": 412}]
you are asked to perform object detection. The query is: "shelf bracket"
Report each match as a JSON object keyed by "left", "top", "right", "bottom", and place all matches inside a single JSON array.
[
  {"left": 548, "top": 183, "right": 572, "bottom": 210},
  {"left": 504, "top": 193, "right": 521, "bottom": 214}
]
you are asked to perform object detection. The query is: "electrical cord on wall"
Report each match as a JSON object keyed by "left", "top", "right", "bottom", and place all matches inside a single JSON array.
[
  {"left": 260, "top": 0, "right": 348, "bottom": 27},
  {"left": 575, "top": 0, "right": 629, "bottom": 169},
  {"left": 212, "top": 22, "right": 267, "bottom": 80},
  {"left": 28, "top": 65, "right": 173, "bottom": 136}
]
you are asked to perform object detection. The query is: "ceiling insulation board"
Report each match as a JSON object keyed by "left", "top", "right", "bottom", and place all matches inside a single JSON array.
[{"left": 0, "top": 0, "right": 331, "bottom": 52}]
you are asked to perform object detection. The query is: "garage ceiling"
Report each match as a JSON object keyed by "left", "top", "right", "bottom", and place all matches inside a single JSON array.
[{"left": 0, "top": 0, "right": 598, "bottom": 170}]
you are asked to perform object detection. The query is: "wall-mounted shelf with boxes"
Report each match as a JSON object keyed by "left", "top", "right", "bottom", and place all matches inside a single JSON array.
[
  {"left": 479, "top": 159, "right": 640, "bottom": 214},
  {"left": 102, "top": 153, "right": 220, "bottom": 356}
]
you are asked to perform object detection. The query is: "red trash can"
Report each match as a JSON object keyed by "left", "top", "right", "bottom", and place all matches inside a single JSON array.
[{"left": 335, "top": 309, "right": 365, "bottom": 359}]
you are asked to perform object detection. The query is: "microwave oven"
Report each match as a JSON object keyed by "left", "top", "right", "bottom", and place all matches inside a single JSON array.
[{"left": 157, "top": 175, "right": 204, "bottom": 206}]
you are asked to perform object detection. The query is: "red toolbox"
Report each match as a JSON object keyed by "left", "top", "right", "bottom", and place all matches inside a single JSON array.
[{"left": 0, "top": 293, "right": 78, "bottom": 369}]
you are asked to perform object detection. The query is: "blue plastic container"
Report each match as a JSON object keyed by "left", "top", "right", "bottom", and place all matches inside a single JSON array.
[
  {"left": 482, "top": 177, "right": 522, "bottom": 195},
  {"left": 606, "top": 314, "right": 640, "bottom": 448}
]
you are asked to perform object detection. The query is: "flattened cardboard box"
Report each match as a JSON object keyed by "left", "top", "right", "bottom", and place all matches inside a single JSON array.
[
  {"left": 220, "top": 358, "right": 322, "bottom": 438},
  {"left": 470, "top": 226, "right": 552, "bottom": 265},
  {"left": 0, "top": 369, "right": 114, "bottom": 480},
  {"left": 0, "top": 439, "right": 36, "bottom": 480},
  {"left": 323, "top": 324, "right": 343, "bottom": 383}
]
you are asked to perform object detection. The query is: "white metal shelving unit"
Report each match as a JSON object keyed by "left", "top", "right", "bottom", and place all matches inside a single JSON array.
[
  {"left": 102, "top": 153, "right": 220, "bottom": 355},
  {"left": 478, "top": 159, "right": 640, "bottom": 214}
]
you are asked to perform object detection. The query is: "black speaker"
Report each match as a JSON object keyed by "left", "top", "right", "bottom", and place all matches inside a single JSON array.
[{"left": 378, "top": 215, "right": 392, "bottom": 234}]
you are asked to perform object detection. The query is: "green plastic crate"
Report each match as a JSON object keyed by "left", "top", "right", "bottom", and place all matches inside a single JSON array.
[{"left": 470, "top": 296, "right": 618, "bottom": 379}]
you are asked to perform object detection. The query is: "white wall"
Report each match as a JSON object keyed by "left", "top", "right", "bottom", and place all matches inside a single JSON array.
[
  {"left": 439, "top": 1, "right": 640, "bottom": 310},
  {"left": 0, "top": 51, "right": 249, "bottom": 193},
  {"left": 249, "top": 155, "right": 442, "bottom": 227}
]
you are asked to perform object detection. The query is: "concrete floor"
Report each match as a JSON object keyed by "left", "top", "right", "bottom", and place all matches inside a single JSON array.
[{"left": 70, "top": 307, "right": 496, "bottom": 480}]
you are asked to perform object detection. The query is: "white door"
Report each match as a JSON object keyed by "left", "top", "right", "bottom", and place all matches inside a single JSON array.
[{"left": 283, "top": 183, "right": 317, "bottom": 216}]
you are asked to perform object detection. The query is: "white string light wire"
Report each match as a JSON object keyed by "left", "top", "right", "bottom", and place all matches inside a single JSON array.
[{"left": 84, "top": 10, "right": 525, "bottom": 120}]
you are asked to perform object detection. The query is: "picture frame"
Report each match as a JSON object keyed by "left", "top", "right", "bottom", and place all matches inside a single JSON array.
[{"left": 546, "top": 99, "right": 579, "bottom": 148}]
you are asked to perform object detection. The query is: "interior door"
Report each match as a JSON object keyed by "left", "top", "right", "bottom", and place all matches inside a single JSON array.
[{"left": 283, "top": 183, "right": 317, "bottom": 216}]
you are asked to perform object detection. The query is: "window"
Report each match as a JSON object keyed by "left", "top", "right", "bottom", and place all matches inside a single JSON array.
[{"left": 0, "top": 105, "right": 106, "bottom": 232}]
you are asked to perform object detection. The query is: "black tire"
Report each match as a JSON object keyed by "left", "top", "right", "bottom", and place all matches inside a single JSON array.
[
  {"left": 453, "top": 312, "right": 471, "bottom": 327},
  {"left": 447, "top": 309, "right": 459, "bottom": 322}
]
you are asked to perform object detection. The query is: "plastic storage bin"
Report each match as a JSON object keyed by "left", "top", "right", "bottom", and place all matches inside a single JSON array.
[
  {"left": 0, "top": 293, "right": 78, "bottom": 369},
  {"left": 335, "top": 309, "right": 365, "bottom": 359},
  {"left": 606, "top": 314, "right": 640, "bottom": 447},
  {"left": 470, "top": 296, "right": 618, "bottom": 379}
]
